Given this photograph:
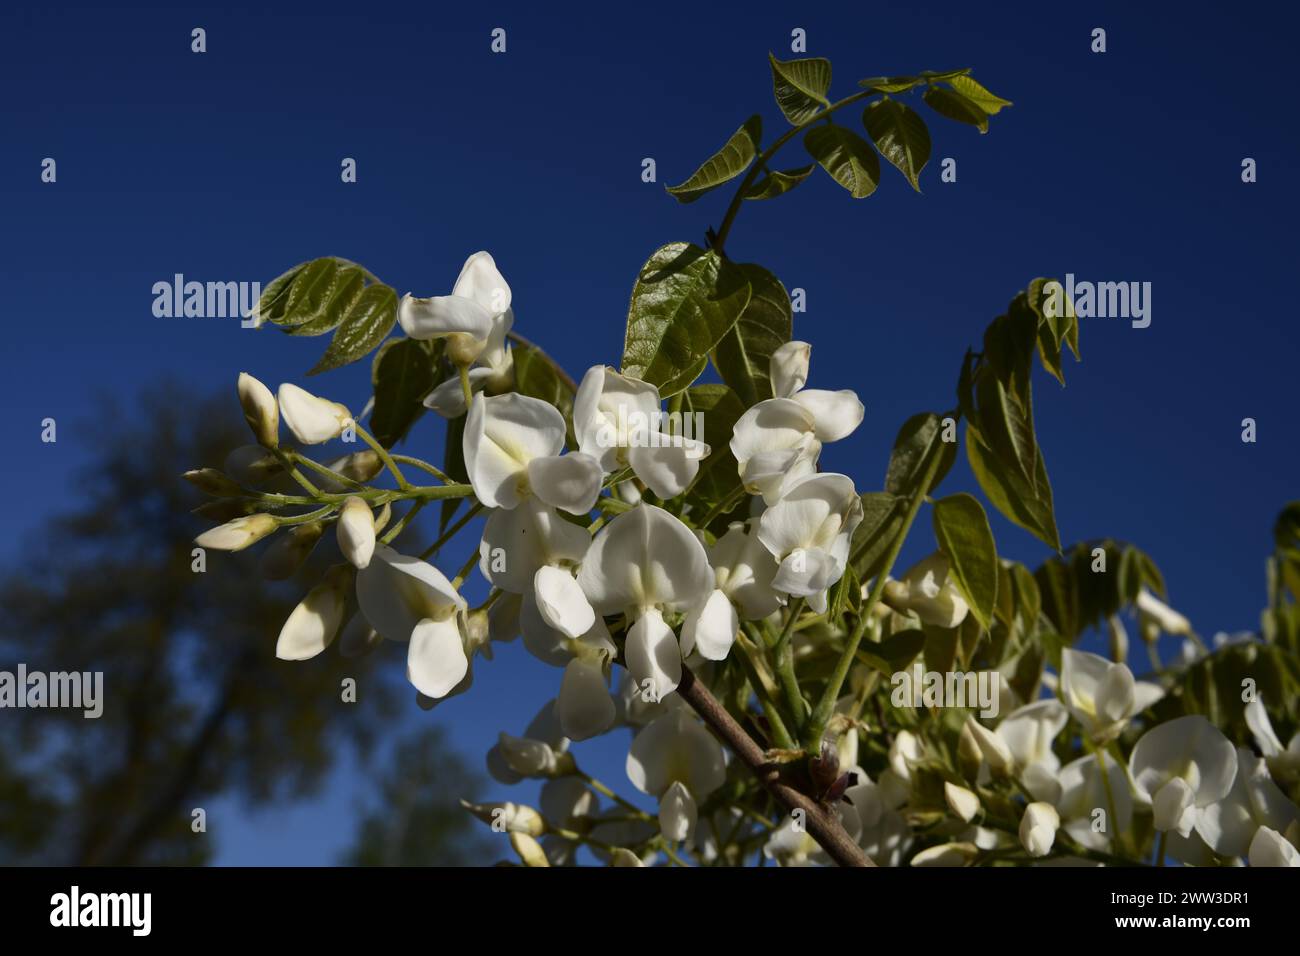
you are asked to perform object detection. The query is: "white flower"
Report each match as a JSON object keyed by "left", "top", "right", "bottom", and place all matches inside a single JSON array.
[
  {"left": 965, "top": 716, "right": 1015, "bottom": 778},
  {"left": 577, "top": 504, "right": 713, "bottom": 700},
  {"left": 355, "top": 544, "right": 469, "bottom": 699},
  {"left": 1245, "top": 697, "right": 1300, "bottom": 782},
  {"left": 769, "top": 340, "right": 811, "bottom": 399},
  {"left": 195, "top": 513, "right": 277, "bottom": 552},
  {"left": 275, "top": 565, "right": 352, "bottom": 661},
  {"left": 423, "top": 308, "right": 515, "bottom": 417},
  {"left": 1248, "top": 826, "right": 1300, "bottom": 867},
  {"left": 573, "top": 366, "right": 711, "bottom": 498},
  {"left": 996, "top": 699, "right": 1068, "bottom": 802},
  {"left": 1196, "top": 747, "right": 1299, "bottom": 858},
  {"left": 659, "top": 780, "right": 697, "bottom": 843},
  {"left": 277, "top": 383, "right": 352, "bottom": 445},
  {"left": 557, "top": 656, "right": 616, "bottom": 741},
  {"left": 1135, "top": 588, "right": 1192, "bottom": 641},
  {"left": 627, "top": 710, "right": 727, "bottom": 821},
  {"left": 487, "top": 700, "right": 570, "bottom": 782},
  {"left": 729, "top": 341, "right": 863, "bottom": 504},
  {"left": 237, "top": 372, "right": 279, "bottom": 447},
  {"left": 336, "top": 496, "right": 375, "bottom": 569},
  {"left": 464, "top": 393, "right": 601, "bottom": 514},
  {"left": 681, "top": 521, "right": 783, "bottom": 662},
  {"left": 884, "top": 553, "right": 970, "bottom": 629},
  {"left": 1059, "top": 648, "right": 1164, "bottom": 743},
  {"left": 1129, "top": 715, "right": 1237, "bottom": 836},
  {"left": 398, "top": 251, "right": 510, "bottom": 365},
  {"left": 757, "top": 473, "right": 863, "bottom": 613},
  {"left": 1056, "top": 753, "right": 1132, "bottom": 851},
  {"left": 478, "top": 499, "right": 601, "bottom": 659},
  {"left": 1019, "top": 802, "right": 1060, "bottom": 857}
]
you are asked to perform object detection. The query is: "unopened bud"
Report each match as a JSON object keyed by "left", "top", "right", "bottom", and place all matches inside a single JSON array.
[
  {"left": 237, "top": 372, "right": 279, "bottom": 448},
  {"left": 944, "top": 781, "right": 980, "bottom": 823},
  {"left": 964, "top": 717, "right": 1015, "bottom": 778},
  {"left": 183, "top": 468, "right": 244, "bottom": 497},
  {"left": 608, "top": 847, "right": 645, "bottom": 867},
  {"left": 277, "top": 383, "right": 352, "bottom": 445},
  {"left": 958, "top": 720, "right": 983, "bottom": 779},
  {"left": 1019, "top": 801, "right": 1060, "bottom": 857},
  {"left": 911, "top": 842, "right": 979, "bottom": 867},
  {"left": 275, "top": 564, "right": 352, "bottom": 661},
  {"left": 509, "top": 831, "right": 550, "bottom": 867},
  {"left": 461, "top": 799, "right": 546, "bottom": 836},
  {"left": 195, "top": 513, "right": 277, "bottom": 552},
  {"left": 336, "top": 497, "right": 376, "bottom": 569}
]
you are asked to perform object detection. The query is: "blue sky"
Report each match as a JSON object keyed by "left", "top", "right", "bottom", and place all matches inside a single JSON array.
[{"left": 2, "top": 1, "right": 1296, "bottom": 863}]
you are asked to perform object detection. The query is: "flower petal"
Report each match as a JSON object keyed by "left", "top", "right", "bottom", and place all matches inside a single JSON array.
[
  {"left": 558, "top": 658, "right": 616, "bottom": 741},
  {"left": 407, "top": 616, "right": 469, "bottom": 698},
  {"left": 680, "top": 588, "right": 738, "bottom": 661},
  {"left": 534, "top": 565, "right": 596, "bottom": 638},
  {"left": 769, "top": 340, "right": 811, "bottom": 399},
  {"left": 577, "top": 504, "right": 713, "bottom": 615},
  {"left": 791, "top": 388, "right": 864, "bottom": 442},
  {"left": 451, "top": 251, "right": 512, "bottom": 315},
  {"left": 528, "top": 452, "right": 603, "bottom": 515},
  {"left": 624, "top": 608, "right": 682, "bottom": 701}
]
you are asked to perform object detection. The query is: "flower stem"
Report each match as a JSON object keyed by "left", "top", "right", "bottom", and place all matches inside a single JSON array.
[
  {"left": 354, "top": 423, "right": 410, "bottom": 491},
  {"left": 803, "top": 441, "right": 945, "bottom": 752}
]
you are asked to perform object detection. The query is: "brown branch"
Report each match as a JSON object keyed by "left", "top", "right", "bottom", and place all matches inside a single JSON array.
[{"left": 676, "top": 666, "right": 874, "bottom": 867}]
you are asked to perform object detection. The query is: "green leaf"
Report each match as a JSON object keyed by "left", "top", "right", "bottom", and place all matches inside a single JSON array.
[
  {"left": 370, "top": 338, "right": 440, "bottom": 448},
  {"left": 967, "top": 421, "right": 1061, "bottom": 551},
  {"left": 862, "top": 98, "right": 931, "bottom": 191},
  {"left": 850, "top": 492, "right": 905, "bottom": 582},
  {"left": 743, "top": 163, "right": 815, "bottom": 200},
  {"left": 288, "top": 266, "right": 366, "bottom": 337},
  {"left": 885, "top": 412, "right": 956, "bottom": 497},
  {"left": 876, "top": 629, "right": 926, "bottom": 669},
  {"left": 803, "top": 125, "right": 880, "bottom": 198},
  {"left": 679, "top": 384, "right": 746, "bottom": 511},
  {"left": 666, "top": 116, "right": 762, "bottom": 204},
  {"left": 622, "top": 243, "right": 752, "bottom": 397},
  {"left": 254, "top": 260, "right": 310, "bottom": 325},
  {"left": 769, "top": 53, "right": 831, "bottom": 125},
  {"left": 309, "top": 283, "right": 398, "bottom": 374},
  {"left": 946, "top": 75, "right": 1012, "bottom": 114},
  {"left": 858, "top": 75, "right": 923, "bottom": 93},
  {"left": 933, "top": 493, "right": 999, "bottom": 630},
  {"left": 711, "top": 263, "right": 792, "bottom": 407},
  {"left": 922, "top": 87, "right": 989, "bottom": 133}
]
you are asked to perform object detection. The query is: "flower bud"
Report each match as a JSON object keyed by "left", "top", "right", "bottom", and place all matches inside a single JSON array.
[
  {"left": 658, "top": 781, "right": 697, "bottom": 843},
  {"left": 944, "top": 782, "right": 980, "bottom": 823},
  {"left": 911, "top": 842, "right": 978, "bottom": 867},
  {"left": 277, "top": 383, "right": 352, "bottom": 445},
  {"left": 260, "top": 521, "right": 324, "bottom": 580},
  {"left": 336, "top": 496, "right": 376, "bottom": 569},
  {"left": 237, "top": 372, "right": 279, "bottom": 448},
  {"left": 183, "top": 468, "right": 244, "bottom": 497},
  {"left": 886, "top": 553, "right": 970, "bottom": 628},
  {"left": 509, "top": 831, "right": 550, "bottom": 867},
  {"left": 275, "top": 564, "right": 352, "bottom": 661},
  {"left": 224, "top": 444, "right": 284, "bottom": 485},
  {"left": 461, "top": 799, "right": 546, "bottom": 836},
  {"left": 965, "top": 717, "right": 1015, "bottom": 778},
  {"left": 195, "top": 513, "right": 278, "bottom": 552},
  {"left": 958, "top": 720, "right": 984, "bottom": 779},
  {"left": 608, "top": 847, "right": 646, "bottom": 867},
  {"left": 1135, "top": 588, "right": 1192, "bottom": 640},
  {"left": 315, "top": 450, "right": 384, "bottom": 492},
  {"left": 1019, "top": 801, "right": 1060, "bottom": 857},
  {"left": 1107, "top": 614, "right": 1129, "bottom": 664},
  {"left": 497, "top": 732, "right": 559, "bottom": 778}
]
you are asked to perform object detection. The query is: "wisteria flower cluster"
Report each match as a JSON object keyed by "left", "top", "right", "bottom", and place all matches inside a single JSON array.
[{"left": 185, "top": 54, "right": 1300, "bottom": 867}]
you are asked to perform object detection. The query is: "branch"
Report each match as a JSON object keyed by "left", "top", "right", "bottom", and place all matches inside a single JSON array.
[{"left": 676, "top": 666, "right": 874, "bottom": 867}]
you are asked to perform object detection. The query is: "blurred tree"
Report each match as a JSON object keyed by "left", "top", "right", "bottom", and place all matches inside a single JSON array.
[
  {"left": 342, "top": 726, "right": 493, "bottom": 866},
  {"left": 0, "top": 384, "right": 481, "bottom": 866}
]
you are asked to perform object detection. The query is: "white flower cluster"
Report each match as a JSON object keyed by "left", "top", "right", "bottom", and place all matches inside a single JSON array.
[{"left": 194, "top": 251, "right": 1300, "bottom": 868}]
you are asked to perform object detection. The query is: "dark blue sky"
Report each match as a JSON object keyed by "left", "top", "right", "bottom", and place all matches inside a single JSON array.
[{"left": 3, "top": 1, "right": 1296, "bottom": 863}]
